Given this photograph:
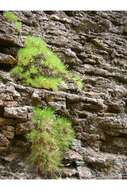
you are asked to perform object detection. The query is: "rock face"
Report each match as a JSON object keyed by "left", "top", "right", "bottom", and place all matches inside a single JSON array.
[{"left": 0, "top": 11, "right": 127, "bottom": 179}]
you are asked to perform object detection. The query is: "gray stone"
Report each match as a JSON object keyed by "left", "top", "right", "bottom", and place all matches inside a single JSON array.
[
  {"left": 0, "top": 53, "right": 16, "bottom": 65},
  {"left": 77, "top": 166, "right": 93, "bottom": 179},
  {"left": 16, "top": 121, "right": 34, "bottom": 135},
  {"left": 0, "top": 133, "right": 10, "bottom": 149},
  {"left": 0, "top": 33, "right": 23, "bottom": 47},
  {"left": 62, "top": 168, "right": 78, "bottom": 178},
  {"left": 0, "top": 11, "right": 127, "bottom": 179},
  {"left": 4, "top": 106, "right": 32, "bottom": 121}
]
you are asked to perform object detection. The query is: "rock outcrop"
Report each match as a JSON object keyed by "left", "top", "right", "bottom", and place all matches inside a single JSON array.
[{"left": 0, "top": 11, "right": 127, "bottom": 179}]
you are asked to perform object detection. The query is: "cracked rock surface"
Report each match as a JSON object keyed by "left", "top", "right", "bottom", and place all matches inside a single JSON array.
[{"left": 0, "top": 11, "right": 127, "bottom": 179}]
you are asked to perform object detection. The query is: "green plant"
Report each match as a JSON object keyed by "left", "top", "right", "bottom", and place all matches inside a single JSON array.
[
  {"left": 27, "top": 107, "right": 74, "bottom": 177},
  {"left": 11, "top": 36, "right": 83, "bottom": 90},
  {"left": 73, "top": 74, "right": 83, "bottom": 90},
  {"left": 3, "top": 11, "right": 18, "bottom": 22},
  {"left": 3, "top": 11, "right": 22, "bottom": 32},
  {"left": 18, "top": 36, "right": 68, "bottom": 74},
  {"left": 15, "top": 21, "right": 22, "bottom": 32},
  {"left": 26, "top": 76, "right": 63, "bottom": 91}
]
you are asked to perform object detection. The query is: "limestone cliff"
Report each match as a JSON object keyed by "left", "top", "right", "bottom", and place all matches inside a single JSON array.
[{"left": 0, "top": 11, "right": 127, "bottom": 179}]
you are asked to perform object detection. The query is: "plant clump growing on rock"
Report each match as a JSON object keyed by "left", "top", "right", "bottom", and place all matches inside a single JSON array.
[
  {"left": 3, "top": 11, "right": 22, "bottom": 32},
  {"left": 27, "top": 107, "right": 75, "bottom": 178},
  {"left": 11, "top": 36, "right": 83, "bottom": 91},
  {"left": 70, "top": 73, "right": 83, "bottom": 90}
]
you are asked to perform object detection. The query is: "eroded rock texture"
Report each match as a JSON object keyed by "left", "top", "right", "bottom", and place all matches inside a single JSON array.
[{"left": 0, "top": 11, "right": 127, "bottom": 179}]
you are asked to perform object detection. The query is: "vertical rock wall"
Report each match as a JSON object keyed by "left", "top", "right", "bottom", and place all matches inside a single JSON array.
[{"left": 0, "top": 11, "right": 127, "bottom": 179}]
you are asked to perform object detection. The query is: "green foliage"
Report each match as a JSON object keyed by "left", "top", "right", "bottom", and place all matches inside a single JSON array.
[
  {"left": 72, "top": 74, "right": 83, "bottom": 90},
  {"left": 15, "top": 21, "right": 22, "bottom": 32},
  {"left": 11, "top": 65, "right": 63, "bottom": 91},
  {"left": 11, "top": 36, "right": 83, "bottom": 90},
  {"left": 26, "top": 76, "right": 63, "bottom": 91},
  {"left": 3, "top": 11, "right": 18, "bottom": 22},
  {"left": 18, "top": 36, "right": 68, "bottom": 74},
  {"left": 27, "top": 107, "right": 75, "bottom": 177},
  {"left": 53, "top": 117, "right": 75, "bottom": 152},
  {"left": 3, "top": 11, "right": 22, "bottom": 32}
]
